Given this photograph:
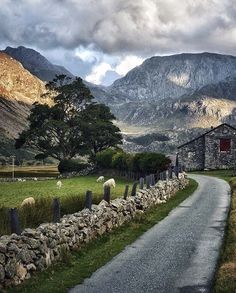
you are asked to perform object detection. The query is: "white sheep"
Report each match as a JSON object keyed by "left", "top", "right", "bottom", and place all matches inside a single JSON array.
[
  {"left": 20, "top": 197, "right": 35, "bottom": 208},
  {"left": 17, "top": 178, "right": 22, "bottom": 182},
  {"left": 96, "top": 176, "right": 104, "bottom": 182},
  {"left": 56, "top": 180, "right": 62, "bottom": 189},
  {"left": 103, "top": 178, "right": 116, "bottom": 188},
  {"left": 33, "top": 177, "right": 38, "bottom": 181}
]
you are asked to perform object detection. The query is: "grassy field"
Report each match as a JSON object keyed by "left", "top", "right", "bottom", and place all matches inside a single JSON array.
[
  {"left": 192, "top": 170, "right": 235, "bottom": 293},
  {"left": 0, "top": 171, "right": 132, "bottom": 236},
  {"left": 0, "top": 175, "right": 131, "bottom": 208},
  {"left": 9, "top": 179, "right": 198, "bottom": 293},
  {"left": 0, "top": 165, "right": 59, "bottom": 178}
]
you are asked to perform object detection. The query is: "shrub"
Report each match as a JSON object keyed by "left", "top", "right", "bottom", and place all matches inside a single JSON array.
[
  {"left": 96, "top": 148, "right": 117, "bottom": 169},
  {"left": 139, "top": 153, "right": 171, "bottom": 174},
  {"left": 58, "top": 159, "right": 88, "bottom": 173},
  {"left": 132, "top": 152, "right": 171, "bottom": 175},
  {"left": 112, "top": 152, "right": 130, "bottom": 171},
  {"left": 132, "top": 153, "right": 144, "bottom": 173}
]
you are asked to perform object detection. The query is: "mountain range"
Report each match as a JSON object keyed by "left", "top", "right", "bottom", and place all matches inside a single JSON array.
[
  {"left": 2, "top": 46, "right": 73, "bottom": 81},
  {"left": 0, "top": 52, "right": 46, "bottom": 139},
  {"left": 0, "top": 46, "right": 236, "bottom": 158}
]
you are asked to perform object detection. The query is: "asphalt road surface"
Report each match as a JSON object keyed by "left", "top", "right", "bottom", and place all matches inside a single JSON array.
[{"left": 69, "top": 175, "right": 231, "bottom": 293}]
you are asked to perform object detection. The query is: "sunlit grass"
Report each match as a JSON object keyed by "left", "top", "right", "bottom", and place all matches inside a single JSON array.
[
  {"left": 0, "top": 175, "right": 132, "bottom": 236},
  {"left": 0, "top": 175, "right": 131, "bottom": 207}
]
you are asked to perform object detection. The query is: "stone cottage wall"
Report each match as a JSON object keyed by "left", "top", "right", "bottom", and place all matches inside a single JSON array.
[
  {"left": 178, "top": 136, "right": 205, "bottom": 171},
  {"left": 0, "top": 175, "right": 188, "bottom": 289},
  {"left": 205, "top": 124, "right": 236, "bottom": 169}
]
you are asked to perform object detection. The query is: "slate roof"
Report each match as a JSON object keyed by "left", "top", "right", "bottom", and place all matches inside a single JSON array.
[{"left": 177, "top": 123, "right": 236, "bottom": 149}]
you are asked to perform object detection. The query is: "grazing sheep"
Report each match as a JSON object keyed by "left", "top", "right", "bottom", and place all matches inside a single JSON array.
[
  {"left": 22, "top": 179, "right": 26, "bottom": 182},
  {"left": 56, "top": 180, "right": 62, "bottom": 189},
  {"left": 20, "top": 197, "right": 35, "bottom": 208},
  {"left": 33, "top": 177, "right": 38, "bottom": 181},
  {"left": 96, "top": 176, "right": 104, "bottom": 182},
  {"left": 17, "top": 178, "right": 22, "bottom": 182},
  {"left": 103, "top": 178, "right": 116, "bottom": 188}
]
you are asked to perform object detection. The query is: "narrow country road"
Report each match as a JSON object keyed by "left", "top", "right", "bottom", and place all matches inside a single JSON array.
[{"left": 69, "top": 175, "right": 231, "bottom": 293}]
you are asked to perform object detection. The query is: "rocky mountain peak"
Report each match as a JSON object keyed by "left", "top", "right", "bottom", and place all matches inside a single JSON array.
[
  {"left": 0, "top": 52, "right": 47, "bottom": 138},
  {"left": 2, "top": 46, "right": 74, "bottom": 81},
  {"left": 111, "top": 52, "right": 236, "bottom": 102}
]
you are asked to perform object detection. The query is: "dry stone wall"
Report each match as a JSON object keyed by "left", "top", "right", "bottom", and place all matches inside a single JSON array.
[{"left": 0, "top": 174, "right": 188, "bottom": 289}]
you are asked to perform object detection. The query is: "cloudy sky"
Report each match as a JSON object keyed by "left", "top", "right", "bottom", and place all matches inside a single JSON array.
[{"left": 0, "top": 0, "right": 235, "bottom": 85}]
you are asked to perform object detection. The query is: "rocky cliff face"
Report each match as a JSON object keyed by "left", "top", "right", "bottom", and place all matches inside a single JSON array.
[
  {"left": 101, "top": 53, "right": 236, "bottom": 152},
  {"left": 1, "top": 48, "right": 236, "bottom": 154},
  {"left": 0, "top": 52, "right": 46, "bottom": 139},
  {"left": 110, "top": 53, "right": 236, "bottom": 102},
  {"left": 102, "top": 53, "right": 236, "bottom": 133},
  {"left": 2, "top": 46, "right": 74, "bottom": 81}
]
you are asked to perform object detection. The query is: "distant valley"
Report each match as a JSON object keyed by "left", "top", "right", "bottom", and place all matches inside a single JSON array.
[{"left": 0, "top": 46, "right": 236, "bottom": 160}]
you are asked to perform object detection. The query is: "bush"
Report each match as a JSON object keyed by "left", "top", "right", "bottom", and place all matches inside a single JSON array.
[
  {"left": 58, "top": 159, "right": 89, "bottom": 173},
  {"left": 132, "top": 152, "right": 171, "bottom": 174},
  {"left": 112, "top": 152, "right": 131, "bottom": 171},
  {"left": 96, "top": 149, "right": 117, "bottom": 169},
  {"left": 132, "top": 153, "right": 144, "bottom": 173},
  {"left": 139, "top": 153, "right": 171, "bottom": 174}
]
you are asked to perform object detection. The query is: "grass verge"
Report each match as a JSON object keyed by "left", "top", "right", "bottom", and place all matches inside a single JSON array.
[
  {"left": 9, "top": 178, "right": 198, "bottom": 293},
  {"left": 192, "top": 170, "right": 235, "bottom": 293},
  {"left": 213, "top": 176, "right": 236, "bottom": 293},
  {"left": 191, "top": 169, "right": 233, "bottom": 182}
]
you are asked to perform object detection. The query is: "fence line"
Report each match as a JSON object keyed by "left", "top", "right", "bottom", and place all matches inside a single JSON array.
[{"left": 2, "top": 165, "right": 183, "bottom": 236}]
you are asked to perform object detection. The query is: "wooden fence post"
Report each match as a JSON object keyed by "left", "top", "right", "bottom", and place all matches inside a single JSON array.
[
  {"left": 103, "top": 186, "right": 111, "bottom": 203},
  {"left": 151, "top": 174, "right": 155, "bottom": 186},
  {"left": 9, "top": 208, "right": 21, "bottom": 235},
  {"left": 139, "top": 177, "right": 144, "bottom": 189},
  {"left": 146, "top": 175, "right": 150, "bottom": 189},
  {"left": 52, "top": 198, "right": 61, "bottom": 223},
  {"left": 85, "top": 190, "right": 93, "bottom": 211},
  {"left": 163, "top": 171, "right": 167, "bottom": 181},
  {"left": 131, "top": 182, "right": 138, "bottom": 197},
  {"left": 175, "top": 165, "right": 179, "bottom": 178},
  {"left": 123, "top": 185, "right": 129, "bottom": 200}
]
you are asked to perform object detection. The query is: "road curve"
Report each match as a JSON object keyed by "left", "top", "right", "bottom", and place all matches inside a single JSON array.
[{"left": 69, "top": 175, "right": 231, "bottom": 293}]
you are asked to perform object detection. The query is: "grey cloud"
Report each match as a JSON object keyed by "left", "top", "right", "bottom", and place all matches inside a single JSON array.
[{"left": 0, "top": 0, "right": 236, "bottom": 56}]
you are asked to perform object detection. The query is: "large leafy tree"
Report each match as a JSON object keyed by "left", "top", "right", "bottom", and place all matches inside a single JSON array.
[
  {"left": 80, "top": 103, "right": 122, "bottom": 161},
  {"left": 15, "top": 75, "right": 122, "bottom": 162}
]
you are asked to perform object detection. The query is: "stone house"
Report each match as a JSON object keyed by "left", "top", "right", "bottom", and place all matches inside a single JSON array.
[{"left": 178, "top": 123, "right": 236, "bottom": 171}]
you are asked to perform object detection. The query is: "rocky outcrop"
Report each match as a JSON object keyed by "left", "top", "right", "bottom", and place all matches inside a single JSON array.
[
  {"left": 0, "top": 52, "right": 48, "bottom": 139},
  {"left": 110, "top": 52, "right": 236, "bottom": 103},
  {"left": 0, "top": 175, "right": 188, "bottom": 289},
  {"left": 105, "top": 54, "right": 236, "bottom": 129},
  {"left": 2, "top": 46, "right": 74, "bottom": 82}
]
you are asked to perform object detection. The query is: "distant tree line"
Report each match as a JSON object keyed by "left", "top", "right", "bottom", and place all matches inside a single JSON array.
[{"left": 96, "top": 148, "right": 171, "bottom": 176}]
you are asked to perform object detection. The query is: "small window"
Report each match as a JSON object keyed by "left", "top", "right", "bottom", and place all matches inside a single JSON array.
[{"left": 220, "top": 138, "right": 231, "bottom": 152}]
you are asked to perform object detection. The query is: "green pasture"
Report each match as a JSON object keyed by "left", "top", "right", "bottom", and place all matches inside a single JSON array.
[
  {"left": 0, "top": 174, "right": 133, "bottom": 236},
  {"left": 0, "top": 165, "right": 59, "bottom": 178},
  {"left": 0, "top": 175, "right": 132, "bottom": 208}
]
